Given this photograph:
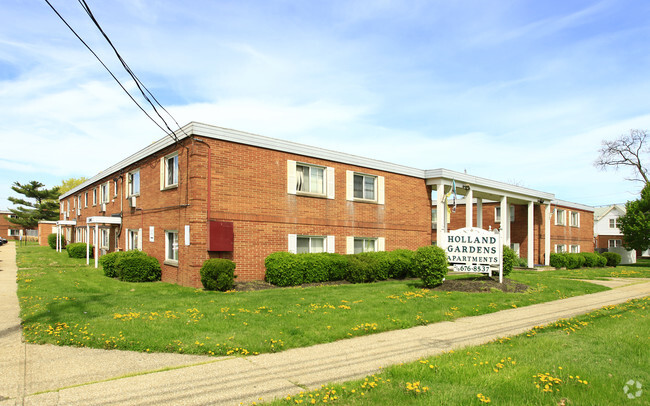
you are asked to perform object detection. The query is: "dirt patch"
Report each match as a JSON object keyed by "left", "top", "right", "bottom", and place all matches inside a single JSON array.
[
  {"left": 432, "top": 276, "right": 529, "bottom": 293},
  {"left": 235, "top": 276, "right": 527, "bottom": 293}
]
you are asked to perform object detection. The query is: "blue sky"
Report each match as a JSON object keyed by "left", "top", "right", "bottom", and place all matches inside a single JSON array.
[{"left": 2, "top": 0, "right": 650, "bottom": 209}]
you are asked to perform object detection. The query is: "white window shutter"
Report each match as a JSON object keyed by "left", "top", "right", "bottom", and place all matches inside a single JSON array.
[
  {"left": 377, "top": 237, "right": 386, "bottom": 251},
  {"left": 346, "top": 171, "right": 354, "bottom": 201},
  {"left": 288, "top": 234, "right": 297, "bottom": 253},
  {"left": 326, "top": 167, "right": 335, "bottom": 199},
  {"left": 125, "top": 231, "right": 129, "bottom": 250},
  {"left": 160, "top": 157, "right": 165, "bottom": 190},
  {"left": 138, "top": 228, "right": 143, "bottom": 250},
  {"left": 326, "top": 235, "right": 335, "bottom": 253},
  {"left": 287, "top": 160, "right": 297, "bottom": 195},
  {"left": 346, "top": 236, "right": 354, "bottom": 254},
  {"left": 377, "top": 176, "right": 385, "bottom": 204}
]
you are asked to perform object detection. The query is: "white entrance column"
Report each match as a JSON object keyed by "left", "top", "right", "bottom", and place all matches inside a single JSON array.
[
  {"left": 436, "top": 181, "right": 446, "bottom": 247},
  {"left": 527, "top": 201, "right": 534, "bottom": 267},
  {"left": 476, "top": 197, "right": 483, "bottom": 229},
  {"left": 94, "top": 224, "right": 99, "bottom": 269},
  {"left": 86, "top": 224, "right": 90, "bottom": 265},
  {"left": 500, "top": 196, "right": 510, "bottom": 247},
  {"left": 544, "top": 204, "right": 551, "bottom": 265},
  {"left": 465, "top": 188, "right": 473, "bottom": 228}
]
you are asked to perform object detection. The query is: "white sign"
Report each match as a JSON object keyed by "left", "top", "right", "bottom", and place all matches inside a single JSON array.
[{"left": 443, "top": 227, "right": 503, "bottom": 282}]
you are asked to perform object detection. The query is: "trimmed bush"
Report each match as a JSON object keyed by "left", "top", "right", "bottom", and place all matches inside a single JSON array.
[
  {"left": 602, "top": 251, "right": 622, "bottom": 267},
  {"left": 265, "top": 252, "right": 303, "bottom": 286},
  {"left": 563, "top": 253, "right": 581, "bottom": 269},
  {"left": 581, "top": 252, "right": 601, "bottom": 268},
  {"left": 515, "top": 257, "right": 528, "bottom": 268},
  {"left": 414, "top": 245, "right": 448, "bottom": 288},
  {"left": 346, "top": 254, "right": 377, "bottom": 284},
  {"left": 66, "top": 242, "right": 93, "bottom": 259},
  {"left": 385, "top": 249, "right": 416, "bottom": 279},
  {"left": 114, "top": 250, "right": 161, "bottom": 282},
  {"left": 48, "top": 233, "right": 65, "bottom": 250},
  {"left": 596, "top": 254, "right": 607, "bottom": 267},
  {"left": 99, "top": 251, "right": 125, "bottom": 278},
  {"left": 502, "top": 245, "right": 517, "bottom": 277},
  {"left": 549, "top": 253, "right": 566, "bottom": 269},
  {"left": 325, "top": 253, "right": 349, "bottom": 281},
  {"left": 200, "top": 259, "right": 237, "bottom": 291}
]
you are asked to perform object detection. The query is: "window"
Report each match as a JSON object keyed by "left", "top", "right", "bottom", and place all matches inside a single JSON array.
[
  {"left": 165, "top": 230, "right": 179, "bottom": 263},
  {"left": 569, "top": 211, "right": 580, "bottom": 227},
  {"left": 431, "top": 208, "right": 450, "bottom": 229},
  {"left": 555, "top": 209, "right": 566, "bottom": 226},
  {"left": 510, "top": 243, "right": 520, "bottom": 256},
  {"left": 162, "top": 153, "right": 179, "bottom": 189},
  {"left": 570, "top": 245, "right": 580, "bottom": 253},
  {"left": 93, "top": 188, "right": 97, "bottom": 205},
  {"left": 609, "top": 218, "right": 618, "bottom": 228},
  {"left": 127, "top": 229, "right": 141, "bottom": 250},
  {"left": 296, "top": 236, "right": 325, "bottom": 254},
  {"left": 114, "top": 180, "right": 118, "bottom": 197},
  {"left": 100, "top": 228, "right": 110, "bottom": 249},
  {"left": 354, "top": 173, "right": 376, "bottom": 200},
  {"left": 495, "top": 205, "right": 515, "bottom": 223},
  {"left": 555, "top": 244, "right": 566, "bottom": 253},
  {"left": 8, "top": 229, "right": 20, "bottom": 237},
  {"left": 354, "top": 238, "right": 377, "bottom": 254},
  {"left": 609, "top": 239, "right": 622, "bottom": 248},
  {"left": 296, "top": 164, "right": 325, "bottom": 195},
  {"left": 128, "top": 170, "right": 140, "bottom": 196},
  {"left": 77, "top": 195, "right": 82, "bottom": 213},
  {"left": 84, "top": 192, "right": 88, "bottom": 207},
  {"left": 100, "top": 182, "right": 110, "bottom": 204}
]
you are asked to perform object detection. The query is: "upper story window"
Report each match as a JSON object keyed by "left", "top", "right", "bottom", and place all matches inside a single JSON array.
[
  {"left": 495, "top": 205, "right": 515, "bottom": 223},
  {"left": 569, "top": 211, "right": 580, "bottom": 227},
  {"left": 346, "top": 170, "right": 385, "bottom": 204},
  {"left": 609, "top": 218, "right": 618, "bottom": 228},
  {"left": 287, "top": 160, "right": 334, "bottom": 199},
  {"left": 100, "top": 182, "right": 110, "bottom": 204},
  {"left": 296, "top": 164, "right": 325, "bottom": 195},
  {"left": 128, "top": 170, "right": 140, "bottom": 196},
  {"left": 93, "top": 188, "right": 97, "bottom": 205},
  {"left": 162, "top": 153, "right": 179, "bottom": 189},
  {"left": 84, "top": 192, "right": 88, "bottom": 207},
  {"left": 114, "top": 179, "right": 118, "bottom": 197},
  {"left": 555, "top": 208, "right": 566, "bottom": 226}
]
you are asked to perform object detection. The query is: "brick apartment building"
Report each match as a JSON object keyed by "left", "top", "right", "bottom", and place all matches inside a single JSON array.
[
  {"left": 0, "top": 210, "right": 36, "bottom": 240},
  {"left": 57, "top": 122, "right": 594, "bottom": 287}
]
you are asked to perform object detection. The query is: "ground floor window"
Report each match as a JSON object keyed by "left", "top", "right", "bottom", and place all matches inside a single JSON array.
[
  {"left": 570, "top": 245, "right": 580, "bottom": 253},
  {"left": 8, "top": 229, "right": 19, "bottom": 237},
  {"left": 510, "top": 243, "right": 520, "bottom": 257},
  {"left": 555, "top": 244, "right": 566, "bottom": 253},
  {"left": 354, "top": 237, "right": 377, "bottom": 254},
  {"left": 609, "top": 239, "right": 622, "bottom": 248},
  {"left": 297, "top": 236, "right": 325, "bottom": 254},
  {"left": 100, "top": 228, "right": 110, "bottom": 249},
  {"left": 165, "top": 230, "right": 179, "bottom": 262},
  {"left": 127, "top": 229, "right": 140, "bottom": 250}
]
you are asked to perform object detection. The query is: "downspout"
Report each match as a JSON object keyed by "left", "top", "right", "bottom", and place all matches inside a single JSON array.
[{"left": 193, "top": 137, "right": 211, "bottom": 249}]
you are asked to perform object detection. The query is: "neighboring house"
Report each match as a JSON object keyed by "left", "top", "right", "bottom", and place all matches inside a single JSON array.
[
  {"left": 594, "top": 205, "right": 626, "bottom": 251},
  {"left": 0, "top": 210, "right": 37, "bottom": 240},
  {"left": 57, "top": 122, "right": 596, "bottom": 287}
]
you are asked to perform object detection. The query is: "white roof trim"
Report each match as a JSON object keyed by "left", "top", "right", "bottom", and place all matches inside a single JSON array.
[
  {"left": 87, "top": 216, "right": 122, "bottom": 225},
  {"left": 552, "top": 199, "right": 594, "bottom": 212},
  {"left": 56, "top": 220, "right": 77, "bottom": 226}
]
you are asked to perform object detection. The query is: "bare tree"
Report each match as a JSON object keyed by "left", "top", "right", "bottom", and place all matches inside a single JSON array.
[{"left": 595, "top": 129, "right": 649, "bottom": 184}]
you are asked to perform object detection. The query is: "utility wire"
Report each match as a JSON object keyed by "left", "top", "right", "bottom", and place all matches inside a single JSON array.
[{"left": 43, "top": 0, "right": 183, "bottom": 143}]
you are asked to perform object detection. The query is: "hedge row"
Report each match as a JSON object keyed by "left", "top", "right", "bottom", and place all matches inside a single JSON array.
[
  {"left": 265, "top": 245, "right": 516, "bottom": 288},
  {"left": 66, "top": 242, "right": 94, "bottom": 258},
  {"left": 548, "top": 252, "right": 618, "bottom": 269},
  {"left": 98, "top": 250, "right": 161, "bottom": 282}
]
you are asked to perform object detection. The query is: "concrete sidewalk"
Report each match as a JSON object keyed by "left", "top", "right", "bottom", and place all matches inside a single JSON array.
[{"left": 1, "top": 242, "right": 649, "bottom": 406}]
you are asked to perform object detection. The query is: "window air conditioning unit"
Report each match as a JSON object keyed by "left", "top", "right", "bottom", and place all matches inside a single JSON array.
[
  {"left": 129, "top": 196, "right": 137, "bottom": 208},
  {"left": 100, "top": 203, "right": 106, "bottom": 212}
]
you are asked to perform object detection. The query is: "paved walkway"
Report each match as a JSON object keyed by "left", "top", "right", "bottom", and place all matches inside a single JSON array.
[{"left": 1, "top": 242, "right": 649, "bottom": 406}]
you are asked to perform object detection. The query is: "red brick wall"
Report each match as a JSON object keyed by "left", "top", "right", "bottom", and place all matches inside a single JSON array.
[{"left": 0, "top": 214, "right": 34, "bottom": 241}]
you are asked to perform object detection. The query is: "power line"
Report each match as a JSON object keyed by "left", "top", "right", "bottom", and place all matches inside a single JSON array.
[{"left": 42, "top": 0, "right": 183, "bottom": 143}]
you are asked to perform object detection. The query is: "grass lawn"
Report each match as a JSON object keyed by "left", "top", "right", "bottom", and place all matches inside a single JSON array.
[
  {"left": 526, "top": 258, "right": 650, "bottom": 280},
  {"left": 267, "top": 297, "right": 650, "bottom": 405},
  {"left": 15, "top": 244, "right": 616, "bottom": 356}
]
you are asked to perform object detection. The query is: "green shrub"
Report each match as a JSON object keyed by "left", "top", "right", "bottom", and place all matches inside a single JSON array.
[
  {"left": 48, "top": 233, "right": 65, "bottom": 250},
  {"left": 596, "top": 254, "right": 607, "bottom": 267},
  {"left": 346, "top": 254, "right": 380, "bottom": 284},
  {"left": 114, "top": 250, "right": 161, "bottom": 282},
  {"left": 99, "top": 251, "right": 124, "bottom": 278},
  {"left": 298, "top": 253, "right": 330, "bottom": 284},
  {"left": 66, "top": 242, "right": 93, "bottom": 258},
  {"left": 385, "top": 249, "right": 416, "bottom": 279},
  {"left": 515, "top": 257, "right": 528, "bottom": 268},
  {"left": 502, "top": 245, "right": 517, "bottom": 277},
  {"left": 414, "top": 245, "right": 448, "bottom": 288},
  {"left": 325, "top": 253, "right": 349, "bottom": 281},
  {"left": 581, "top": 252, "right": 601, "bottom": 268},
  {"left": 601, "top": 251, "right": 622, "bottom": 267},
  {"left": 265, "top": 252, "right": 303, "bottom": 286},
  {"left": 563, "top": 253, "right": 581, "bottom": 269},
  {"left": 549, "top": 253, "right": 566, "bottom": 269},
  {"left": 200, "top": 258, "right": 237, "bottom": 291}
]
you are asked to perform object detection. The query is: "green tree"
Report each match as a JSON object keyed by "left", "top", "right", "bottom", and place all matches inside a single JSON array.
[
  {"left": 57, "top": 177, "right": 88, "bottom": 195},
  {"left": 617, "top": 184, "right": 650, "bottom": 252},
  {"left": 7, "top": 181, "right": 60, "bottom": 229}
]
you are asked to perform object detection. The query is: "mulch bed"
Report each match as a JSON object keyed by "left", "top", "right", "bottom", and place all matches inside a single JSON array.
[{"left": 234, "top": 276, "right": 528, "bottom": 293}]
